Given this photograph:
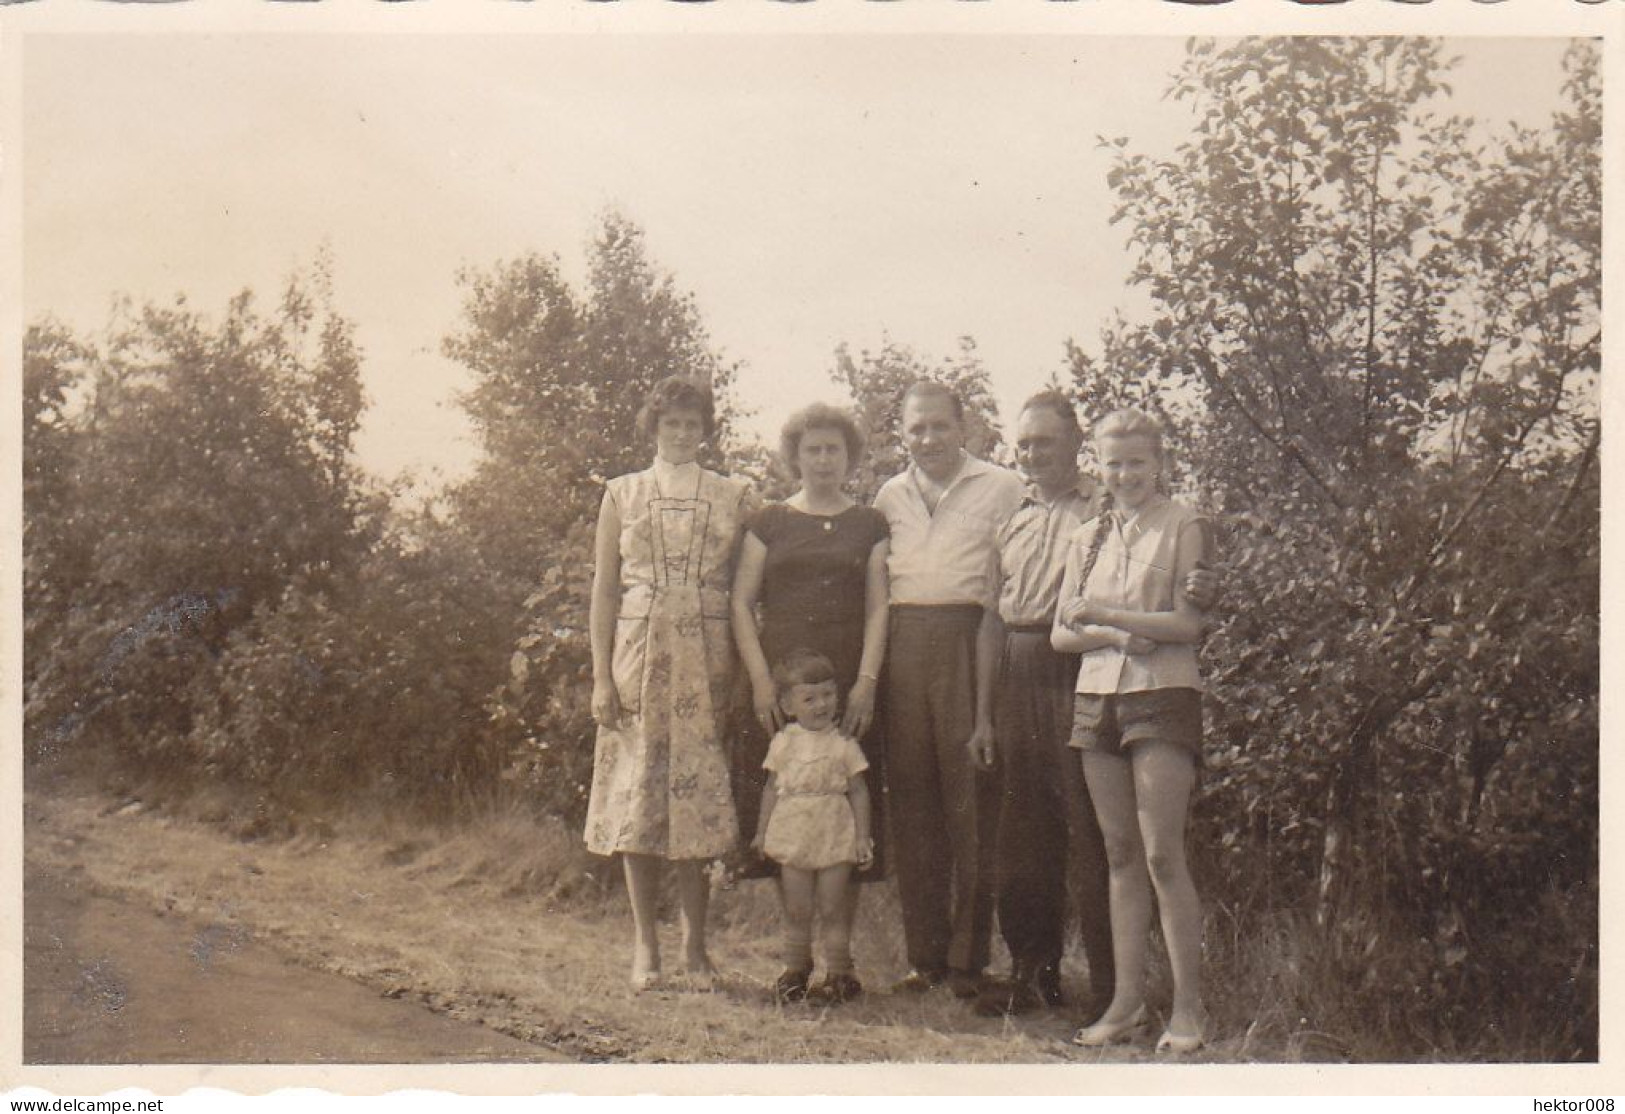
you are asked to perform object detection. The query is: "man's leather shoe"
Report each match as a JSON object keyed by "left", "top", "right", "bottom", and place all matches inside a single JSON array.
[
  {"left": 972, "top": 977, "right": 1045, "bottom": 1017},
  {"left": 891, "top": 968, "right": 946, "bottom": 994},
  {"left": 946, "top": 968, "right": 984, "bottom": 999}
]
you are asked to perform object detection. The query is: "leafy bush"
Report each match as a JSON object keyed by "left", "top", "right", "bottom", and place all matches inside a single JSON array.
[
  {"left": 1079, "top": 37, "right": 1599, "bottom": 1058},
  {"left": 193, "top": 519, "right": 517, "bottom": 815},
  {"left": 25, "top": 270, "right": 371, "bottom": 779}
]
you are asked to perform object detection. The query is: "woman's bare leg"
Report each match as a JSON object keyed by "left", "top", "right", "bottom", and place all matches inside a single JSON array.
[
  {"left": 674, "top": 858, "right": 714, "bottom": 974},
  {"left": 622, "top": 853, "right": 662, "bottom": 986},
  {"left": 1131, "top": 741, "right": 1203, "bottom": 1039},
  {"left": 1082, "top": 750, "right": 1151, "bottom": 1025}
]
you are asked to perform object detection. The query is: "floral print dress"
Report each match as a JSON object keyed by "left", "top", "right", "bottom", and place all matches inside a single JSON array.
[{"left": 584, "top": 461, "right": 751, "bottom": 861}]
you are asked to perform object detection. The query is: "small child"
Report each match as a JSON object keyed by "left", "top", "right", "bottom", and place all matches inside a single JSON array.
[{"left": 750, "top": 648, "right": 874, "bottom": 1005}]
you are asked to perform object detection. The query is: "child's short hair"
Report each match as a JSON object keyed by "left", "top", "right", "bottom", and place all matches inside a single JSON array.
[{"left": 771, "top": 648, "right": 837, "bottom": 693}]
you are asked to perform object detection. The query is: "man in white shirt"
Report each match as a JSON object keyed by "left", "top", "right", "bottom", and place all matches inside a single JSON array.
[{"left": 873, "top": 381, "right": 1025, "bottom": 997}]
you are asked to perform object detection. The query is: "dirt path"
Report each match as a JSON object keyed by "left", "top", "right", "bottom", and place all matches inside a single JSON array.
[{"left": 24, "top": 863, "right": 566, "bottom": 1064}]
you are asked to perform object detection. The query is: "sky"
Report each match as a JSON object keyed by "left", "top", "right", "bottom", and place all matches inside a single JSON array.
[{"left": 23, "top": 34, "right": 1576, "bottom": 493}]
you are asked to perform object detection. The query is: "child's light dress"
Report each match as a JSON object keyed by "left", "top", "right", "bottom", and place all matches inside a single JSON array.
[{"left": 761, "top": 724, "right": 869, "bottom": 871}]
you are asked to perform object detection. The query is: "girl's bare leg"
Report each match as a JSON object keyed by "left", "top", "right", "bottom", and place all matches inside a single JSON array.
[
  {"left": 778, "top": 866, "right": 817, "bottom": 974},
  {"left": 816, "top": 864, "right": 855, "bottom": 975},
  {"left": 841, "top": 880, "right": 862, "bottom": 956},
  {"left": 622, "top": 853, "right": 662, "bottom": 986},
  {"left": 1081, "top": 750, "right": 1151, "bottom": 1025},
  {"left": 1131, "top": 741, "right": 1204, "bottom": 1038},
  {"left": 674, "top": 858, "right": 714, "bottom": 974}
]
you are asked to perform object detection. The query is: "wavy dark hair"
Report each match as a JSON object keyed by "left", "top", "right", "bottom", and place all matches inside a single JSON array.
[
  {"left": 779, "top": 403, "right": 865, "bottom": 480},
  {"left": 636, "top": 376, "right": 716, "bottom": 441}
]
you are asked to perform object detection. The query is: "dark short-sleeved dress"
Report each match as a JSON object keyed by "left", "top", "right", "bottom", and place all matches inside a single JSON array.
[{"left": 736, "top": 502, "right": 891, "bottom": 881}]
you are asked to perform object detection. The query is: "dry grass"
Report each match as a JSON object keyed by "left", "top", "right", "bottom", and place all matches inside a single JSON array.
[
  {"left": 23, "top": 783, "right": 1176, "bottom": 1063},
  {"left": 25, "top": 771, "right": 1588, "bottom": 1064}
]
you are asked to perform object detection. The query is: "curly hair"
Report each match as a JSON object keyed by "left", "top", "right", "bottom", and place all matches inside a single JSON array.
[
  {"left": 636, "top": 376, "right": 716, "bottom": 441},
  {"left": 779, "top": 403, "right": 865, "bottom": 480}
]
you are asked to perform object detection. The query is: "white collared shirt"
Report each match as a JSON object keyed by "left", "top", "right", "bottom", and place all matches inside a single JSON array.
[
  {"left": 1057, "top": 495, "right": 1205, "bottom": 694},
  {"left": 874, "top": 453, "right": 1025, "bottom": 608}
]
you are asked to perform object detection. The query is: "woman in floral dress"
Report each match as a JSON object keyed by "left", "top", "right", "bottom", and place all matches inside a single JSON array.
[{"left": 586, "top": 376, "right": 753, "bottom": 990}]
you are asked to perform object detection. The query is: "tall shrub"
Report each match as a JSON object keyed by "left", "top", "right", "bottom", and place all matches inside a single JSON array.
[
  {"left": 24, "top": 268, "right": 372, "bottom": 780},
  {"left": 445, "top": 213, "right": 750, "bottom": 823}
]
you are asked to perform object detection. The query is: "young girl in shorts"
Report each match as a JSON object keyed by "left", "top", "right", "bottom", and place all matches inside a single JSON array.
[
  {"left": 750, "top": 648, "right": 875, "bottom": 1005},
  {"left": 1052, "top": 407, "right": 1211, "bottom": 1053}
]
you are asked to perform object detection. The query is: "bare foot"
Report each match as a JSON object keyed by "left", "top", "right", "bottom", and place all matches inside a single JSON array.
[
  {"left": 630, "top": 944, "right": 661, "bottom": 992},
  {"left": 678, "top": 952, "right": 717, "bottom": 989}
]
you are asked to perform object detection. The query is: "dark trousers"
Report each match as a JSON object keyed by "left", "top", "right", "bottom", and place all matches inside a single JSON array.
[
  {"left": 884, "top": 604, "right": 998, "bottom": 975},
  {"left": 994, "top": 629, "right": 1115, "bottom": 1005}
]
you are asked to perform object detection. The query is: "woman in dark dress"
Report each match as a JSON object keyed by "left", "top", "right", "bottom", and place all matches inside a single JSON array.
[{"left": 731, "top": 405, "right": 890, "bottom": 902}]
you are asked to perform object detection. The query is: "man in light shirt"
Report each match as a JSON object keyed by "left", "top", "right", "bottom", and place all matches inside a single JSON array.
[{"left": 874, "top": 380, "right": 1025, "bottom": 998}]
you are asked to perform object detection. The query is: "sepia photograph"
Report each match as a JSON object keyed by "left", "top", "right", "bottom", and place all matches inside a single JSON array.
[{"left": 4, "top": 6, "right": 1613, "bottom": 1098}]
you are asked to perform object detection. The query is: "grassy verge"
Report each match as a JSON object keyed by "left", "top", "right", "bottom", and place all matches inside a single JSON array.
[{"left": 23, "top": 758, "right": 1593, "bottom": 1063}]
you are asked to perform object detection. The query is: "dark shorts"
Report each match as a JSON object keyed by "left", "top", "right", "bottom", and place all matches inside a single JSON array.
[{"left": 1068, "top": 688, "right": 1203, "bottom": 762}]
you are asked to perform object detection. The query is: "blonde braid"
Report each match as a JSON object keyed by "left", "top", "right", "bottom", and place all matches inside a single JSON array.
[{"left": 1074, "top": 491, "right": 1116, "bottom": 598}]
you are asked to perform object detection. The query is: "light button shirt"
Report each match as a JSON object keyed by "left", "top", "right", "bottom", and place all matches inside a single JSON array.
[
  {"left": 875, "top": 453, "right": 1025, "bottom": 608},
  {"left": 996, "top": 478, "right": 1102, "bottom": 627},
  {"left": 1056, "top": 495, "right": 1205, "bottom": 694}
]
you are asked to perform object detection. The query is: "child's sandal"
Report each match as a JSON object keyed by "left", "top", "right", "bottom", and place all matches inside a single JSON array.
[
  {"left": 809, "top": 972, "right": 863, "bottom": 1005},
  {"left": 774, "top": 968, "right": 811, "bottom": 1004}
]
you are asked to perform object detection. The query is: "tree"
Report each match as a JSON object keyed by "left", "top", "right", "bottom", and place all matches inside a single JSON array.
[
  {"left": 444, "top": 212, "right": 751, "bottom": 822},
  {"left": 444, "top": 212, "right": 746, "bottom": 589},
  {"left": 24, "top": 322, "right": 95, "bottom": 698},
  {"left": 1090, "top": 38, "right": 1598, "bottom": 1050}
]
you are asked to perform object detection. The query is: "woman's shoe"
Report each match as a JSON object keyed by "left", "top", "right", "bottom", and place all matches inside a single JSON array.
[
  {"left": 1072, "top": 1004, "right": 1149, "bottom": 1047},
  {"left": 1155, "top": 1028, "right": 1206, "bottom": 1054}
]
